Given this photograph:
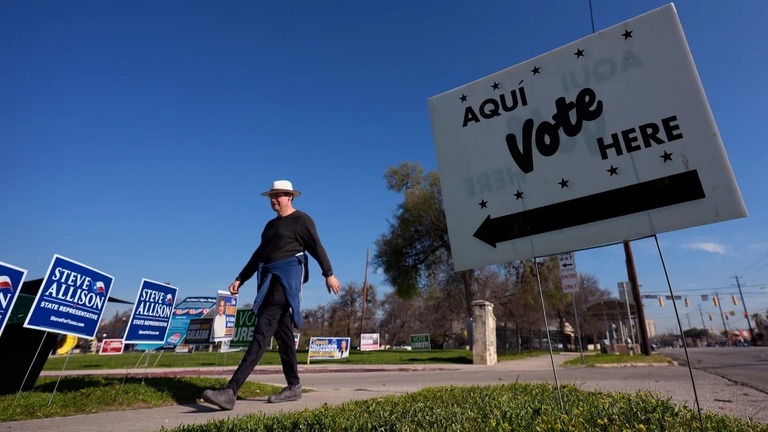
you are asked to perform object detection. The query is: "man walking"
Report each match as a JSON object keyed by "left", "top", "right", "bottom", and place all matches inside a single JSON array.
[{"left": 202, "top": 180, "right": 341, "bottom": 410}]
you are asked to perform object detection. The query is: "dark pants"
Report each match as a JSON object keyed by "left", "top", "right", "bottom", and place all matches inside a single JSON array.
[{"left": 226, "top": 280, "right": 299, "bottom": 394}]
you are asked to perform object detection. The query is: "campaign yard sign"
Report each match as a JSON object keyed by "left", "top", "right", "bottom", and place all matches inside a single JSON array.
[
  {"left": 0, "top": 261, "right": 27, "bottom": 337},
  {"left": 232, "top": 309, "right": 296, "bottom": 349},
  {"left": 135, "top": 296, "right": 216, "bottom": 351},
  {"left": 99, "top": 339, "right": 125, "bottom": 355},
  {"left": 230, "top": 309, "right": 258, "bottom": 348},
  {"left": 410, "top": 334, "right": 431, "bottom": 351},
  {"left": 308, "top": 337, "right": 351, "bottom": 361},
  {"left": 183, "top": 318, "right": 213, "bottom": 344},
  {"left": 428, "top": 4, "right": 746, "bottom": 271},
  {"left": 210, "top": 291, "right": 237, "bottom": 343},
  {"left": 360, "top": 333, "right": 380, "bottom": 351},
  {"left": 24, "top": 255, "right": 114, "bottom": 339},
  {"left": 123, "top": 279, "right": 178, "bottom": 344}
]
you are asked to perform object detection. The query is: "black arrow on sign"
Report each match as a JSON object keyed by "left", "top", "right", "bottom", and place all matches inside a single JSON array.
[
  {"left": 561, "top": 263, "right": 573, "bottom": 269},
  {"left": 473, "top": 170, "right": 705, "bottom": 247}
]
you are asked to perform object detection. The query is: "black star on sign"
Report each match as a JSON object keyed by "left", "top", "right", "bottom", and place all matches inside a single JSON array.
[
  {"left": 478, "top": 199, "right": 488, "bottom": 209},
  {"left": 559, "top": 178, "right": 569, "bottom": 189},
  {"left": 574, "top": 49, "right": 585, "bottom": 58},
  {"left": 607, "top": 165, "right": 619, "bottom": 176},
  {"left": 514, "top": 190, "right": 524, "bottom": 200},
  {"left": 531, "top": 66, "right": 541, "bottom": 75},
  {"left": 622, "top": 29, "right": 633, "bottom": 40},
  {"left": 491, "top": 82, "right": 500, "bottom": 91},
  {"left": 459, "top": 94, "right": 467, "bottom": 103},
  {"left": 660, "top": 151, "right": 673, "bottom": 162}
]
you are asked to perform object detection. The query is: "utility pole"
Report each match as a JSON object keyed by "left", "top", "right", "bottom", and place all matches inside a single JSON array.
[
  {"left": 732, "top": 275, "right": 756, "bottom": 346},
  {"left": 697, "top": 304, "right": 709, "bottom": 346},
  {"left": 359, "top": 247, "right": 370, "bottom": 343},
  {"left": 624, "top": 241, "right": 651, "bottom": 355},
  {"left": 620, "top": 282, "right": 635, "bottom": 346},
  {"left": 714, "top": 292, "right": 731, "bottom": 347}
]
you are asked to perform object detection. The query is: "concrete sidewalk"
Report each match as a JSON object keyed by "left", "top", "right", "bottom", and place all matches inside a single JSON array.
[{"left": 5, "top": 353, "right": 767, "bottom": 431}]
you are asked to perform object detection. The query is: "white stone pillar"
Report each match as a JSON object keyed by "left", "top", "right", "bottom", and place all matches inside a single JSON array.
[{"left": 471, "top": 300, "right": 497, "bottom": 365}]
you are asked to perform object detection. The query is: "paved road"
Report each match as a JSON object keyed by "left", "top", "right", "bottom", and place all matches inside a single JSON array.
[
  {"left": 662, "top": 346, "right": 768, "bottom": 393},
  {"left": 5, "top": 353, "right": 767, "bottom": 431}
]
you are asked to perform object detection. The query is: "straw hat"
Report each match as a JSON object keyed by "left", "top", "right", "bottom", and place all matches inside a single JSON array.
[{"left": 260, "top": 180, "right": 301, "bottom": 197}]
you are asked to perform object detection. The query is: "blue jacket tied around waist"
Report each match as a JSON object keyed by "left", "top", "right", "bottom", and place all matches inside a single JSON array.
[{"left": 251, "top": 253, "right": 309, "bottom": 328}]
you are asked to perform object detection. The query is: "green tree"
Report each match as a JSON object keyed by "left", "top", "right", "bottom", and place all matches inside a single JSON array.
[
  {"left": 374, "top": 164, "right": 450, "bottom": 295},
  {"left": 683, "top": 327, "right": 709, "bottom": 339}
]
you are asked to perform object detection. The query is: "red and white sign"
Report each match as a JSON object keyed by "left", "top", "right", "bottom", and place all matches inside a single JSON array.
[
  {"left": 99, "top": 339, "right": 125, "bottom": 355},
  {"left": 360, "top": 333, "right": 380, "bottom": 351}
]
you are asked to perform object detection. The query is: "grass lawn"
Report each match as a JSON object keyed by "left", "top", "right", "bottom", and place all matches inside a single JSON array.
[
  {"left": 3, "top": 377, "right": 765, "bottom": 431},
  {"left": 42, "top": 348, "right": 546, "bottom": 372},
  {"left": 562, "top": 352, "right": 674, "bottom": 367},
  {"left": 0, "top": 376, "right": 275, "bottom": 422},
  {"left": 0, "top": 350, "right": 685, "bottom": 423}
]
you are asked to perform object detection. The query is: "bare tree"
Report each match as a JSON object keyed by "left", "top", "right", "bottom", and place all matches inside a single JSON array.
[
  {"left": 377, "top": 290, "right": 444, "bottom": 348},
  {"left": 569, "top": 274, "right": 612, "bottom": 348},
  {"left": 322, "top": 282, "right": 380, "bottom": 346}
]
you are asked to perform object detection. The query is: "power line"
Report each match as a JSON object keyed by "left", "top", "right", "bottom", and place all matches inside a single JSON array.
[
  {"left": 634, "top": 283, "right": 768, "bottom": 294},
  {"left": 737, "top": 250, "right": 768, "bottom": 275},
  {"left": 642, "top": 290, "right": 765, "bottom": 297}
]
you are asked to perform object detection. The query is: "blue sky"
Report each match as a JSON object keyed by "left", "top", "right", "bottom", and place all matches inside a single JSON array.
[{"left": 3, "top": 1, "right": 766, "bottom": 337}]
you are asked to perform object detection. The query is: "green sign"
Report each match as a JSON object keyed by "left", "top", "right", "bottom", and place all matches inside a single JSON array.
[
  {"left": 231, "top": 309, "right": 292, "bottom": 349},
  {"left": 410, "top": 334, "right": 431, "bottom": 350},
  {"left": 230, "top": 309, "right": 257, "bottom": 348}
]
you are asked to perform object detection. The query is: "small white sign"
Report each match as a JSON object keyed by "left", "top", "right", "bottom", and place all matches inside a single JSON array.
[
  {"left": 429, "top": 5, "right": 746, "bottom": 271},
  {"left": 558, "top": 253, "right": 574, "bottom": 270},
  {"left": 558, "top": 253, "right": 579, "bottom": 293}
]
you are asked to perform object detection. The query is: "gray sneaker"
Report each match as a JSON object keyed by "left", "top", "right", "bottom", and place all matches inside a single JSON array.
[
  {"left": 267, "top": 384, "right": 302, "bottom": 403},
  {"left": 201, "top": 388, "right": 236, "bottom": 410}
]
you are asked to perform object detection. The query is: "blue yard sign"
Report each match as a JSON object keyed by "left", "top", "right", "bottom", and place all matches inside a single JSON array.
[
  {"left": 135, "top": 296, "right": 216, "bottom": 351},
  {"left": 23, "top": 255, "right": 114, "bottom": 339},
  {"left": 123, "top": 279, "right": 179, "bottom": 344},
  {"left": 0, "top": 261, "right": 28, "bottom": 337}
]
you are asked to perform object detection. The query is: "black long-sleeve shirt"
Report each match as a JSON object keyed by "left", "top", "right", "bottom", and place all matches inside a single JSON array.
[{"left": 236, "top": 210, "right": 333, "bottom": 285}]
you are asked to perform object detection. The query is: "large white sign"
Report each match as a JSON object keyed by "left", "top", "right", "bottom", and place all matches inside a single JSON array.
[{"left": 429, "top": 4, "right": 746, "bottom": 271}]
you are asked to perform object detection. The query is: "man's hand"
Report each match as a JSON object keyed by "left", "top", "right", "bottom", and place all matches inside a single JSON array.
[
  {"left": 229, "top": 280, "right": 241, "bottom": 295},
  {"left": 326, "top": 275, "right": 341, "bottom": 295}
]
